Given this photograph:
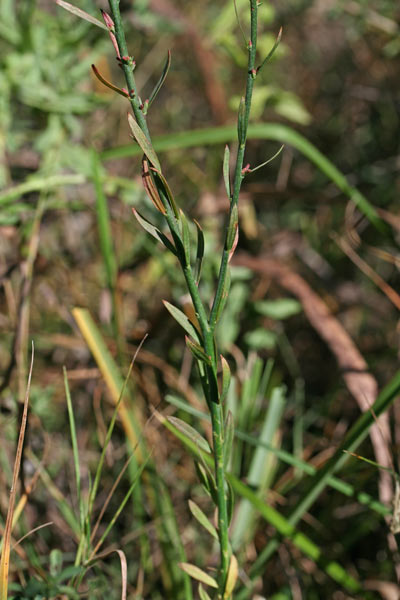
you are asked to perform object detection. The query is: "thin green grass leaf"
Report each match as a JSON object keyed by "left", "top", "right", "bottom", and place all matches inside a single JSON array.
[
  {"left": 63, "top": 368, "right": 84, "bottom": 532},
  {"left": 88, "top": 338, "right": 147, "bottom": 519},
  {"left": 92, "top": 150, "right": 117, "bottom": 290},
  {"left": 160, "top": 411, "right": 361, "bottom": 593},
  {"left": 247, "top": 368, "right": 400, "bottom": 587},
  {"left": 102, "top": 123, "right": 385, "bottom": 232},
  {"left": 90, "top": 455, "right": 150, "bottom": 558},
  {"left": 231, "top": 385, "right": 286, "bottom": 550},
  {"left": 164, "top": 395, "right": 388, "bottom": 516}
]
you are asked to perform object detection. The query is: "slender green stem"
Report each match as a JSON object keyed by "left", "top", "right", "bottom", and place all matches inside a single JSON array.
[
  {"left": 209, "top": 0, "right": 258, "bottom": 331},
  {"left": 108, "top": 0, "right": 151, "bottom": 141},
  {"left": 105, "top": 0, "right": 260, "bottom": 593}
]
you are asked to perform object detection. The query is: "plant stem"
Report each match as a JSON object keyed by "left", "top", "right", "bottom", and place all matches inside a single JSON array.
[
  {"left": 209, "top": 0, "right": 258, "bottom": 331},
  {"left": 108, "top": 0, "right": 151, "bottom": 141},
  {"left": 106, "top": 0, "right": 259, "bottom": 592}
]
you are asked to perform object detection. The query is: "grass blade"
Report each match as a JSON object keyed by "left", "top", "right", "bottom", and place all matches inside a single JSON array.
[
  {"left": 72, "top": 308, "right": 142, "bottom": 454},
  {"left": 0, "top": 344, "right": 34, "bottom": 600},
  {"left": 102, "top": 123, "right": 385, "bottom": 232},
  {"left": 63, "top": 368, "right": 84, "bottom": 532}
]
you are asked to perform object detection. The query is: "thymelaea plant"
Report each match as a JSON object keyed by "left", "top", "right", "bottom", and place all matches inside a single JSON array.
[{"left": 58, "top": 0, "right": 281, "bottom": 596}]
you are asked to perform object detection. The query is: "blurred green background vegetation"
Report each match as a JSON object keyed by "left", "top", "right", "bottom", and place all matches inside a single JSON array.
[{"left": 1, "top": 0, "right": 399, "bottom": 598}]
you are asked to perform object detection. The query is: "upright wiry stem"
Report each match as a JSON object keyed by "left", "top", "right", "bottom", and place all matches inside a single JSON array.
[
  {"left": 106, "top": 0, "right": 260, "bottom": 595},
  {"left": 210, "top": 0, "right": 258, "bottom": 331}
]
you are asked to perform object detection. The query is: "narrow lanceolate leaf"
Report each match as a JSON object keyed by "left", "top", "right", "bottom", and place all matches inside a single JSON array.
[
  {"left": 195, "top": 461, "right": 213, "bottom": 496},
  {"left": 198, "top": 584, "right": 212, "bottom": 600},
  {"left": 228, "top": 224, "right": 239, "bottom": 263},
  {"left": 193, "top": 219, "right": 204, "bottom": 285},
  {"left": 180, "top": 210, "right": 191, "bottom": 265},
  {"left": 163, "top": 300, "right": 200, "bottom": 342},
  {"left": 55, "top": 0, "right": 108, "bottom": 30},
  {"left": 224, "top": 411, "right": 234, "bottom": 470},
  {"left": 220, "top": 356, "right": 231, "bottom": 403},
  {"left": 214, "top": 268, "right": 231, "bottom": 324},
  {"left": 91, "top": 65, "right": 129, "bottom": 97},
  {"left": 141, "top": 158, "right": 166, "bottom": 214},
  {"left": 188, "top": 500, "right": 218, "bottom": 540},
  {"left": 224, "top": 554, "right": 239, "bottom": 598},
  {"left": 237, "top": 96, "right": 246, "bottom": 145},
  {"left": 151, "top": 168, "right": 180, "bottom": 219},
  {"left": 167, "top": 417, "right": 211, "bottom": 454},
  {"left": 185, "top": 336, "right": 212, "bottom": 366},
  {"left": 257, "top": 26, "right": 283, "bottom": 74},
  {"left": 132, "top": 208, "right": 176, "bottom": 254},
  {"left": 128, "top": 114, "right": 161, "bottom": 171},
  {"left": 223, "top": 145, "right": 231, "bottom": 199},
  {"left": 148, "top": 50, "right": 172, "bottom": 107},
  {"left": 226, "top": 205, "right": 238, "bottom": 252},
  {"left": 178, "top": 563, "right": 218, "bottom": 589},
  {"left": 226, "top": 479, "right": 235, "bottom": 525}
]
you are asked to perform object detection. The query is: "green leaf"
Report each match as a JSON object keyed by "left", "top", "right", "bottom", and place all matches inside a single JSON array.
[
  {"left": 194, "top": 461, "right": 213, "bottom": 496},
  {"left": 151, "top": 168, "right": 180, "bottom": 219},
  {"left": 254, "top": 298, "right": 302, "bottom": 319},
  {"left": 188, "top": 499, "right": 218, "bottom": 540},
  {"left": 148, "top": 50, "right": 172, "bottom": 107},
  {"left": 244, "top": 329, "right": 277, "bottom": 350},
  {"left": 224, "top": 410, "right": 234, "bottom": 470},
  {"left": 237, "top": 96, "right": 246, "bottom": 145},
  {"left": 223, "top": 144, "right": 231, "bottom": 198},
  {"left": 128, "top": 114, "right": 161, "bottom": 171},
  {"left": 102, "top": 122, "right": 385, "bottom": 233},
  {"left": 167, "top": 416, "right": 211, "bottom": 454},
  {"left": 226, "top": 204, "right": 238, "bottom": 257},
  {"left": 214, "top": 268, "right": 231, "bottom": 325},
  {"left": 194, "top": 219, "right": 205, "bottom": 285},
  {"left": 55, "top": 0, "right": 108, "bottom": 30},
  {"left": 163, "top": 300, "right": 200, "bottom": 342},
  {"left": 132, "top": 208, "right": 176, "bottom": 255},
  {"left": 220, "top": 355, "right": 231, "bottom": 403},
  {"left": 185, "top": 336, "right": 212, "bottom": 366},
  {"left": 178, "top": 563, "right": 218, "bottom": 588},
  {"left": 226, "top": 478, "right": 235, "bottom": 525},
  {"left": 256, "top": 26, "right": 282, "bottom": 74},
  {"left": 198, "top": 584, "right": 212, "bottom": 600}
]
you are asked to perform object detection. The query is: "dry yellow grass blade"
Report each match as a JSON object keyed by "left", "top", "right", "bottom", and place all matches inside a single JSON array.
[
  {"left": 0, "top": 343, "right": 34, "bottom": 600},
  {"left": 72, "top": 308, "right": 143, "bottom": 458}
]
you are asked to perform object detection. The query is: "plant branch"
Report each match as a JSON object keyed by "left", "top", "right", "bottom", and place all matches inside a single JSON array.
[{"left": 209, "top": 0, "right": 259, "bottom": 331}]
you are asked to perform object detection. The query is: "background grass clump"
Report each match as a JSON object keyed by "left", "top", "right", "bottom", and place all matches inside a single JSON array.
[{"left": 0, "top": 0, "right": 400, "bottom": 598}]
